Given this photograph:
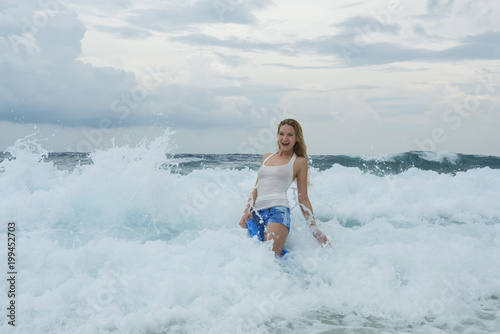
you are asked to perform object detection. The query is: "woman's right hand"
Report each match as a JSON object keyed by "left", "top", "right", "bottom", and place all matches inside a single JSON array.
[{"left": 239, "top": 212, "right": 252, "bottom": 228}]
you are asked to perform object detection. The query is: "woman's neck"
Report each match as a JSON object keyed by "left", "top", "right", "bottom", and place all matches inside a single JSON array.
[{"left": 277, "top": 150, "right": 294, "bottom": 157}]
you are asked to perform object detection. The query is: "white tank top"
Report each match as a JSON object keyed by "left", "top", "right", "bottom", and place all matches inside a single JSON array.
[{"left": 254, "top": 152, "right": 297, "bottom": 211}]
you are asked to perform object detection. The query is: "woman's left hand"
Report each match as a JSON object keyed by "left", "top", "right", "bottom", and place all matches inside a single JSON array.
[{"left": 312, "top": 228, "right": 332, "bottom": 247}]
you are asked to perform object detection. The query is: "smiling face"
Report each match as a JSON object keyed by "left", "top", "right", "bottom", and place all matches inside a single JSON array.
[
  {"left": 276, "top": 118, "right": 307, "bottom": 157},
  {"left": 278, "top": 124, "right": 297, "bottom": 153}
]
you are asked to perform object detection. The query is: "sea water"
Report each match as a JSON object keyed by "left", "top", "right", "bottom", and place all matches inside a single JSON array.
[{"left": 1, "top": 133, "right": 499, "bottom": 333}]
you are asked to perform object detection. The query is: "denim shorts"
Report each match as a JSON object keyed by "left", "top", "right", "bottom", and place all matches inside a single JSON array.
[{"left": 247, "top": 206, "right": 291, "bottom": 242}]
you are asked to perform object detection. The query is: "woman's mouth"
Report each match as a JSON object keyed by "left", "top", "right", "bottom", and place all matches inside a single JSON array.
[{"left": 282, "top": 142, "right": 290, "bottom": 147}]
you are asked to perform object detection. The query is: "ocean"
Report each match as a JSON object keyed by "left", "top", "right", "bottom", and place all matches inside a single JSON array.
[{"left": 1, "top": 134, "right": 499, "bottom": 333}]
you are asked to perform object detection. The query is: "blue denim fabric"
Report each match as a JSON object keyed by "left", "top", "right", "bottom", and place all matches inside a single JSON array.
[{"left": 246, "top": 206, "right": 291, "bottom": 257}]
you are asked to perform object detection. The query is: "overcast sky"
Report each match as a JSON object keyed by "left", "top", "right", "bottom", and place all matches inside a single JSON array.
[{"left": 1, "top": 0, "right": 499, "bottom": 155}]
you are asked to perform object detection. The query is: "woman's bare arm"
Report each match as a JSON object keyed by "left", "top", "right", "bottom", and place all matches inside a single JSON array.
[{"left": 296, "top": 157, "right": 331, "bottom": 246}]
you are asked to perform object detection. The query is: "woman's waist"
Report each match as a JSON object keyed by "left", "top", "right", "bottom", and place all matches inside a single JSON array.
[
  {"left": 255, "top": 193, "right": 288, "bottom": 202},
  {"left": 254, "top": 194, "right": 290, "bottom": 211}
]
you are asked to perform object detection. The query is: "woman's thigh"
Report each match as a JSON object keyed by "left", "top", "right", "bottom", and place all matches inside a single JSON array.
[{"left": 265, "top": 223, "right": 289, "bottom": 256}]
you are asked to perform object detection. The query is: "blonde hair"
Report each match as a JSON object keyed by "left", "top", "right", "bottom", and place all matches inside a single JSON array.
[{"left": 276, "top": 119, "right": 307, "bottom": 158}]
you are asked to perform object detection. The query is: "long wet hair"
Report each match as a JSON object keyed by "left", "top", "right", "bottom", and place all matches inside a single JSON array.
[{"left": 276, "top": 119, "right": 307, "bottom": 158}]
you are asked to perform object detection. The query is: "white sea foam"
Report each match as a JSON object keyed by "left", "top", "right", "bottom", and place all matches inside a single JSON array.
[
  {"left": 355, "top": 153, "right": 397, "bottom": 162},
  {"left": 1, "top": 134, "right": 499, "bottom": 333},
  {"left": 418, "top": 151, "right": 460, "bottom": 164}
]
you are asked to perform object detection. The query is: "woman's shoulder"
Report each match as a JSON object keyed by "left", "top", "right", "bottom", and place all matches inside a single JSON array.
[
  {"left": 294, "top": 155, "right": 308, "bottom": 165},
  {"left": 292, "top": 155, "right": 308, "bottom": 171},
  {"left": 260, "top": 152, "right": 274, "bottom": 164}
]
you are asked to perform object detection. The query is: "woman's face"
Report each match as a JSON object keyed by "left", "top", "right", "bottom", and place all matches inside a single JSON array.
[{"left": 278, "top": 124, "right": 296, "bottom": 152}]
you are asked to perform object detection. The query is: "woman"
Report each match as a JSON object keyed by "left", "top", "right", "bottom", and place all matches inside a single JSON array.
[{"left": 239, "top": 118, "right": 331, "bottom": 256}]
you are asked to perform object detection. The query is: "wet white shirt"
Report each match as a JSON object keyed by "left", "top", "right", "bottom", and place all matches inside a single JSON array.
[{"left": 254, "top": 152, "right": 296, "bottom": 211}]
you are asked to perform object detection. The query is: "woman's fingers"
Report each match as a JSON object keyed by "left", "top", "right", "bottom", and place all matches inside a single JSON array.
[
  {"left": 313, "top": 229, "right": 332, "bottom": 247},
  {"left": 239, "top": 214, "right": 251, "bottom": 228}
]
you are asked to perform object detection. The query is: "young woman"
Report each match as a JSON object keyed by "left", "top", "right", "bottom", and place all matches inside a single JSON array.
[{"left": 239, "top": 119, "right": 331, "bottom": 256}]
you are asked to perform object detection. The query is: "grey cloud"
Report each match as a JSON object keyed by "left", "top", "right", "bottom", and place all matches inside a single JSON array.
[
  {"left": 36, "top": 11, "right": 84, "bottom": 62},
  {"left": 0, "top": 4, "right": 143, "bottom": 127},
  {"left": 124, "top": 0, "right": 268, "bottom": 33},
  {"left": 213, "top": 52, "right": 249, "bottom": 67},
  {"left": 0, "top": 3, "right": 270, "bottom": 128},
  {"left": 148, "top": 84, "right": 257, "bottom": 130},
  {"left": 169, "top": 33, "right": 287, "bottom": 53},
  {"left": 0, "top": 1, "right": 280, "bottom": 131},
  {"left": 297, "top": 30, "right": 500, "bottom": 66},
  {"left": 427, "top": 0, "right": 455, "bottom": 15},
  {"left": 96, "top": 25, "right": 152, "bottom": 40},
  {"left": 338, "top": 2, "right": 366, "bottom": 10},
  {"left": 172, "top": 27, "right": 500, "bottom": 67},
  {"left": 334, "top": 16, "right": 401, "bottom": 38},
  {"left": 437, "top": 31, "right": 500, "bottom": 61},
  {"left": 263, "top": 63, "right": 341, "bottom": 70},
  {"left": 412, "top": 24, "right": 436, "bottom": 39},
  {"left": 413, "top": 24, "right": 426, "bottom": 35},
  {"left": 168, "top": 17, "right": 499, "bottom": 68},
  {"left": 0, "top": 58, "right": 138, "bottom": 127}
]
